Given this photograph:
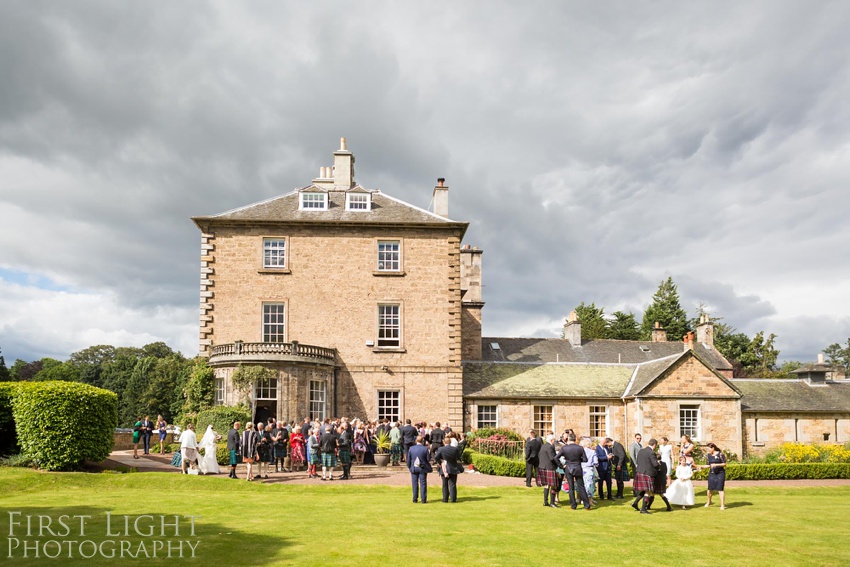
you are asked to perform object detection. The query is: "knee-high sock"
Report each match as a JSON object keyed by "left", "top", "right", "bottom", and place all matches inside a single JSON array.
[
  {"left": 544, "top": 487, "right": 550, "bottom": 505},
  {"left": 647, "top": 495, "right": 655, "bottom": 509},
  {"left": 632, "top": 492, "right": 645, "bottom": 508},
  {"left": 641, "top": 496, "right": 650, "bottom": 512}
]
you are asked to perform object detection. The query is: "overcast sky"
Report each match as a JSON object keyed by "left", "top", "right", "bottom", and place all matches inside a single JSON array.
[{"left": 1, "top": 1, "right": 849, "bottom": 365}]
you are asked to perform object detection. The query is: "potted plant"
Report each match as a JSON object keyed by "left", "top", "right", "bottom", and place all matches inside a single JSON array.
[{"left": 373, "top": 429, "right": 392, "bottom": 467}]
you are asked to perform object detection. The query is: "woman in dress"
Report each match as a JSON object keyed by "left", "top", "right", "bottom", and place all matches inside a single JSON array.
[
  {"left": 157, "top": 415, "right": 168, "bottom": 454},
  {"left": 240, "top": 421, "right": 259, "bottom": 481},
  {"left": 198, "top": 424, "right": 221, "bottom": 475},
  {"left": 665, "top": 456, "right": 695, "bottom": 509},
  {"left": 680, "top": 435, "right": 695, "bottom": 466},
  {"left": 701, "top": 442, "right": 728, "bottom": 509},
  {"left": 308, "top": 427, "right": 321, "bottom": 479},
  {"left": 659, "top": 436, "right": 673, "bottom": 487},
  {"left": 580, "top": 437, "right": 599, "bottom": 507},
  {"left": 132, "top": 416, "right": 142, "bottom": 459},
  {"left": 290, "top": 428, "right": 305, "bottom": 471},
  {"left": 256, "top": 423, "right": 272, "bottom": 479},
  {"left": 353, "top": 422, "right": 367, "bottom": 464}
]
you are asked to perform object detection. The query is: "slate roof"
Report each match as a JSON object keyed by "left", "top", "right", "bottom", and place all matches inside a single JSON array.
[
  {"left": 735, "top": 379, "right": 850, "bottom": 413},
  {"left": 463, "top": 362, "right": 635, "bottom": 399},
  {"left": 193, "top": 187, "right": 467, "bottom": 231},
  {"left": 480, "top": 337, "right": 733, "bottom": 371},
  {"left": 624, "top": 354, "right": 683, "bottom": 396}
]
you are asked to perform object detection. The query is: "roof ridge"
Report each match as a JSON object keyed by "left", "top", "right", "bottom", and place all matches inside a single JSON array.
[
  {"left": 380, "top": 192, "right": 457, "bottom": 222},
  {"left": 207, "top": 189, "right": 299, "bottom": 218}
]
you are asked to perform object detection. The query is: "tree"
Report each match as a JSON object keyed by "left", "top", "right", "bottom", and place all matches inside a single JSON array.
[
  {"left": 33, "top": 359, "right": 81, "bottom": 382},
  {"left": 10, "top": 359, "right": 42, "bottom": 381},
  {"left": 573, "top": 302, "right": 607, "bottom": 339},
  {"left": 714, "top": 323, "right": 751, "bottom": 375},
  {"left": 607, "top": 311, "right": 640, "bottom": 340},
  {"left": 0, "top": 348, "right": 10, "bottom": 382},
  {"left": 69, "top": 345, "right": 117, "bottom": 387},
  {"left": 640, "top": 277, "right": 691, "bottom": 342},
  {"left": 824, "top": 339, "right": 850, "bottom": 373},
  {"left": 182, "top": 357, "right": 216, "bottom": 416},
  {"left": 740, "top": 331, "right": 779, "bottom": 377}
]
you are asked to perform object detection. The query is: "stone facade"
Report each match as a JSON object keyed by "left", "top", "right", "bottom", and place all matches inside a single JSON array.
[
  {"left": 469, "top": 399, "right": 626, "bottom": 441},
  {"left": 742, "top": 413, "right": 850, "bottom": 455}
]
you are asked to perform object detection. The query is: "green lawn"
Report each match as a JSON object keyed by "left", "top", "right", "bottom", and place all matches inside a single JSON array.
[{"left": 1, "top": 469, "right": 849, "bottom": 566}]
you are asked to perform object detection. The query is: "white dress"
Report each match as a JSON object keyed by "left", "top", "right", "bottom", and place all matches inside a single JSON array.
[
  {"left": 198, "top": 426, "right": 220, "bottom": 475},
  {"left": 665, "top": 465, "right": 695, "bottom": 506},
  {"left": 659, "top": 444, "right": 673, "bottom": 475}
]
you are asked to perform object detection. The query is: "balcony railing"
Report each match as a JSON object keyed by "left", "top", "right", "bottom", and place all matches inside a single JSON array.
[{"left": 208, "top": 341, "right": 336, "bottom": 366}]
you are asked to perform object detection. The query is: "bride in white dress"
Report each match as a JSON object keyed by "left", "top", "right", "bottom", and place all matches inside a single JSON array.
[
  {"left": 198, "top": 425, "right": 221, "bottom": 475},
  {"left": 665, "top": 457, "right": 695, "bottom": 508}
]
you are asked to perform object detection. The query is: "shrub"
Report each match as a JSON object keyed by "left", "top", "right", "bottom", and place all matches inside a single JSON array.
[
  {"left": 12, "top": 381, "right": 117, "bottom": 471},
  {"left": 691, "top": 462, "right": 850, "bottom": 480},
  {"left": 467, "top": 451, "right": 525, "bottom": 477},
  {"left": 0, "top": 383, "right": 18, "bottom": 455},
  {"left": 759, "top": 443, "right": 850, "bottom": 464},
  {"left": 194, "top": 406, "right": 251, "bottom": 437}
]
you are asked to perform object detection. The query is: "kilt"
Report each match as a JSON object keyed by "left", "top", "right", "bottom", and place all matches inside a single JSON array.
[
  {"left": 653, "top": 470, "right": 667, "bottom": 494},
  {"left": 338, "top": 449, "right": 351, "bottom": 465},
  {"left": 229, "top": 450, "right": 238, "bottom": 466},
  {"left": 391, "top": 443, "right": 403, "bottom": 459},
  {"left": 274, "top": 445, "right": 287, "bottom": 459},
  {"left": 537, "top": 469, "right": 560, "bottom": 489},
  {"left": 310, "top": 451, "right": 321, "bottom": 466},
  {"left": 633, "top": 472, "right": 655, "bottom": 493},
  {"left": 614, "top": 466, "right": 630, "bottom": 482},
  {"left": 321, "top": 452, "right": 337, "bottom": 468}
]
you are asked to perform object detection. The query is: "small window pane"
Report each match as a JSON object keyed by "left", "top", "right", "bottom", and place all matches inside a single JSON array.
[
  {"left": 301, "top": 193, "right": 327, "bottom": 209},
  {"left": 263, "top": 238, "right": 286, "bottom": 268},
  {"left": 477, "top": 405, "right": 497, "bottom": 428},
  {"left": 347, "top": 193, "right": 369, "bottom": 210},
  {"left": 377, "top": 240, "right": 400, "bottom": 271}
]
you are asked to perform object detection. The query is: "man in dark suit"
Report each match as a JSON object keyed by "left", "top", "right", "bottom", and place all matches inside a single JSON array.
[
  {"left": 401, "top": 419, "right": 418, "bottom": 462},
  {"left": 226, "top": 421, "right": 241, "bottom": 479},
  {"left": 433, "top": 436, "right": 465, "bottom": 503},
  {"left": 633, "top": 438, "right": 660, "bottom": 514},
  {"left": 407, "top": 436, "right": 432, "bottom": 503},
  {"left": 429, "top": 421, "right": 445, "bottom": 456},
  {"left": 611, "top": 438, "right": 628, "bottom": 498},
  {"left": 524, "top": 430, "right": 543, "bottom": 488},
  {"left": 141, "top": 415, "right": 154, "bottom": 455},
  {"left": 595, "top": 437, "right": 613, "bottom": 499},
  {"left": 555, "top": 434, "right": 590, "bottom": 510}
]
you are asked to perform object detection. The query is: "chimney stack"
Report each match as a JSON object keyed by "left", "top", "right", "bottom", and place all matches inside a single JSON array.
[
  {"left": 651, "top": 321, "right": 667, "bottom": 343},
  {"left": 564, "top": 310, "right": 582, "bottom": 347},
  {"left": 818, "top": 353, "right": 825, "bottom": 365},
  {"left": 695, "top": 313, "right": 714, "bottom": 347},
  {"left": 433, "top": 177, "right": 449, "bottom": 218},
  {"left": 333, "top": 137, "right": 355, "bottom": 190}
]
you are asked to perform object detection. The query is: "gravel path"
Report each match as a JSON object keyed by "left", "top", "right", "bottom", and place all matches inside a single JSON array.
[{"left": 113, "top": 451, "right": 850, "bottom": 488}]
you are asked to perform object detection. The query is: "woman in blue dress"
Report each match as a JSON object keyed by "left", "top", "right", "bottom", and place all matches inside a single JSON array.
[{"left": 701, "top": 442, "right": 728, "bottom": 510}]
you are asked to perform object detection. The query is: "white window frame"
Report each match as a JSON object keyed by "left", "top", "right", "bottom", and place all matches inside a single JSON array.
[
  {"left": 262, "top": 237, "right": 287, "bottom": 269},
  {"left": 309, "top": 380, "right": 327, "bottom": 420},
  {"left": 377, "top": 390, "right": 400, "bottom": 422},
  {"left": 377, "top": 303, "right": 401, "bottom": 348},
  {"left": 214, "top": 377, "right": 225, "bottom": 406},
  {"left": 262, "top": 303, "right": 286, "bottom": 343},
  {"left": 476, "top": 404, "right": 498, "bottom": 428},
  {"left": 376, "top": 240, "right": 401, "bottom": 272},
  {"left": 679, "top": 404, "right": 701, "bottom": 441},
  {"left": 299, "top": 192, "right": 327, "bottom": 210},
  {"left": 346, "top": 192, "right": 370, "bottom": 211},
  {"left": 533, "top": 405, "right": 554, "bottom": 435},
  {"left": 255, "top": 377, "right": 278, "bottom": 400},
  {"left": 589, "top": 405, "right": 608, "bottom": 438}
]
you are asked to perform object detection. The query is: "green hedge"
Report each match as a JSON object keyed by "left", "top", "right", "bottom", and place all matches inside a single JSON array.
[
  {"left": 12, "top": 381, "right": 117, "bottom": 471},
  {"left": 193, "top": 406, "right": 251, "bottom": 438},
  {"left": 468, "top": 451, "right": 525, "bottom": 477},
  {"left": 691, "top": 462, "right": 850, "bottom": 481},
  {"left": 467, "top": 427, "right": 524, "bottom": 443},
  {"left": 0, "top": 383, "right": 18, "bottom": 455}
]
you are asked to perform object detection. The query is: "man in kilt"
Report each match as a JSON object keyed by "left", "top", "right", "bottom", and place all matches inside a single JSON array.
[
  {"left": 320, "top": 425, "right": 339, "bottom": 481},
  {"left": 647, "top": 457, "right": 673, "bottom": 511},
  {"left": 611, "top": 438, "right": 629, "bottom": 498},
  {"left": 536, "top": 434, "right": 560, "bottom": 508},
  {"left": 632, "top": 438, "right": 661, "bottom": 514},
  {"left": 337, "top": 423, "right": 353, "bottom": 480}
]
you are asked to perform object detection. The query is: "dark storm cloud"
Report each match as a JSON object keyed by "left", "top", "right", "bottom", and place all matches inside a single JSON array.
[{"left": 1, "top": 1, "right": 849, "bottom": 362}]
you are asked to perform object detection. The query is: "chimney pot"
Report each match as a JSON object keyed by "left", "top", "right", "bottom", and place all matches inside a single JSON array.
[
  {"left": 437, "top": 177, "right": 445, "bottom": 187},
  {"left": 340, "top": 137, "right": 347, "bottom": 150},
  {"left": 818, "top": 353, "right": 825, "bottom": 365}
]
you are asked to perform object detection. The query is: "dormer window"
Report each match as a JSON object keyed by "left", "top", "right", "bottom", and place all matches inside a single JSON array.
[
  {"left": 300, "top": 192, "right": 327, "bottom": 210},
  {"left": 346, "top": 192, "right": 370, "bottom": 211}
]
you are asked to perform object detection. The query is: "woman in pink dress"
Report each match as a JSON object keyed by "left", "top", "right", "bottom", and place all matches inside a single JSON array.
[{"left": 289, "top": 429, "right": 305, "bottom": 471}]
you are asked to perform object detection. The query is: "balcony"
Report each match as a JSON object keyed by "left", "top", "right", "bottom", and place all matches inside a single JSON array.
[{"left": 208, "top": 341, "right": 336, "bottom": 367}]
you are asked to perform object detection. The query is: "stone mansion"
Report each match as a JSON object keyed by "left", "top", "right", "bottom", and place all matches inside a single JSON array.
[{"left": 193, "top": 139, "right": 850, "bottom": 457}]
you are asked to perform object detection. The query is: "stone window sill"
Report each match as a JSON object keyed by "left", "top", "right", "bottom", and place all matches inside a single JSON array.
[
  {"left": 750, "top": 442, "right": 765, "bottom": 447},
  {"left": 373, "top": 271, "right": 405, "bottom": 277},
  {"left": 257, "top": 268, "right": 291, "bottom": 275},
  {"left": 372, "top": 347, "right": 406, "bottom": 353}
]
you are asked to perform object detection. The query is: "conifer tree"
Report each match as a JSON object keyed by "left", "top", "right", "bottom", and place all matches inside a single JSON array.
[{"left": 640, "top": 277, "right": 691, "bottom": 342}]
